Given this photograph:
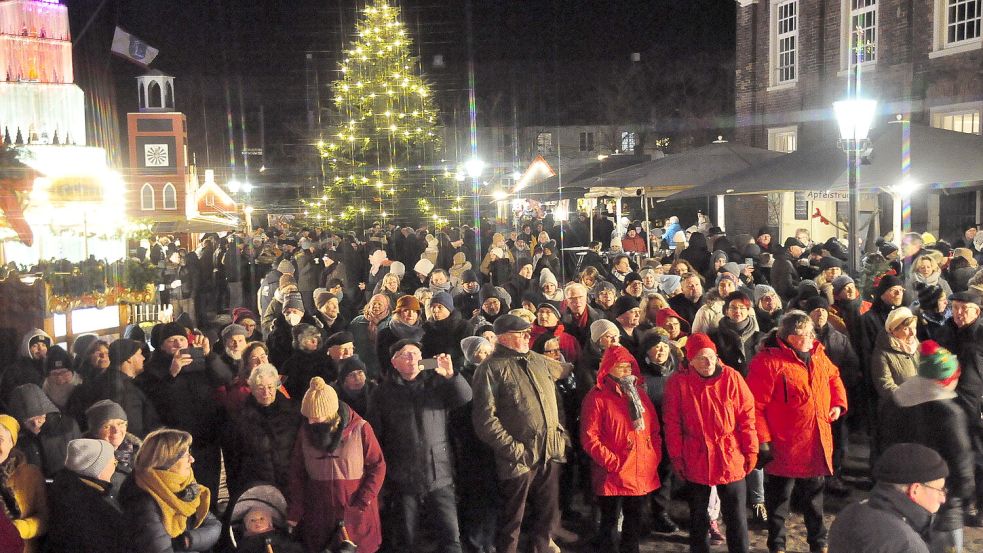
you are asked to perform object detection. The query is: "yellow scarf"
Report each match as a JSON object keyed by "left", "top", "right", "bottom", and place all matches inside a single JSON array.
[{"left": 135, "top": 468, "right": 211, "bottom": 538}]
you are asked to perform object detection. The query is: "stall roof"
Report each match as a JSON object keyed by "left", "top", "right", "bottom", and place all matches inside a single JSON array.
[
  {"left": 584, "top": 140, "right": 784, "bottom": 191},
  {"left": 667, "top": 123, "right": 983, "bottom": 200}
]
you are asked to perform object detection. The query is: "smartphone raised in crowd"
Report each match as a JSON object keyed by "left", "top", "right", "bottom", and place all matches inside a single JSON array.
[{"left": 418, "top": 358, "right": 439, "bottom": 371}]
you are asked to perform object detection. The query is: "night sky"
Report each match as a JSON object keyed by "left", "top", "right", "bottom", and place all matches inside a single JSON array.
[{"left": 62, "top": 0, "right": 735, "bottom": 202}]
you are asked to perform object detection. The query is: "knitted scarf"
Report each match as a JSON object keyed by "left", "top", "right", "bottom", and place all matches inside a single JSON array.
[
  {"left": 389, "top": 316, "right": 425, "bottom": 341},
  {"left": 719, "top": 315, "right": 758, "bottom": 343},
  {"left": 135, "top": 468, "right": 211, "bottom": 538},
  {"left": 365, "top": 309, "right": 389, "bottom": 339},
  {"left": 612, "top": 374, "right": 647, "bottom": 430}
]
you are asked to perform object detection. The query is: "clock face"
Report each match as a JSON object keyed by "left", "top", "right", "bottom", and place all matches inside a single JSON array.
[{"left": 144, "top": 144, "right": 169, "bottom": 167}]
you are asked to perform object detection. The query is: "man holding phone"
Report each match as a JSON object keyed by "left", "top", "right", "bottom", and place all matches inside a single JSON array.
[
  {"left": 367, "top": 339, "right": 472, "bottom": 552},
  {"left": 136, "top": 322, "right": 228, "bottom": 510}
]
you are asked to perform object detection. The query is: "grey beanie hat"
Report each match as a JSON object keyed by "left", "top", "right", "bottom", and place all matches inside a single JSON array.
[
  {"left": 832, "top": 275, "right": 855, "bottom": 296},
  {"left": 85, "top": 399, "right": 127, "bottom": 432},
  {"left": 282, "top": 292, "right": 305, "bottom": 314},
  {"left": 8, "top": 383, "right": 58, "bottom": 422},
  {"left": 590, "top": 319, "right": 619, "bottom": 344},
  {"left": 221, "top": 324, "right": 248, "bottom": 342},
  {"left": 460, "top": 336, "right": 490, "bottom": 365},
  {"left": 64, "top": 439, "right": 116, "bottom": 480},
  {"left": 753, "top": 284, "right": 777, "bottom": 303}
]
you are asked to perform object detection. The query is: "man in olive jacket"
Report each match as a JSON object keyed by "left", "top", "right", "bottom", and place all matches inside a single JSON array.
[{"left": 471, "top": 314, "right": 570, "bottom": 553}]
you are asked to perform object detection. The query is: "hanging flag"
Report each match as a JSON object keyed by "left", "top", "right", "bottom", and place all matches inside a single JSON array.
[{"left": 111, "top": 27, "right": 159, "bottom": 67}]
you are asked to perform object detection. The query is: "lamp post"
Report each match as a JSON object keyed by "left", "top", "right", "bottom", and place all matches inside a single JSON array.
[
  {"left": 833, "top": 98, "right": 877, "bottom": 275},
  {"left": 466, "top": 157, "right": 485, "bottom": 266}
]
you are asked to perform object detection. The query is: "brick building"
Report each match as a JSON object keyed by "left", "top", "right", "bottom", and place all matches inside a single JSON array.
[{"left": 733, "top": 0, "right": 983, "bottom": 241}]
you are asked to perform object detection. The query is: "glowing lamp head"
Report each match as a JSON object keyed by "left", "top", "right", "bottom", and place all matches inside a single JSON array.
[
  {"left": 465, "top": 158, "right": 485, "bottom": 178},
  {"left": 833, "top": 99, "right": 878, "bottom": 141}
]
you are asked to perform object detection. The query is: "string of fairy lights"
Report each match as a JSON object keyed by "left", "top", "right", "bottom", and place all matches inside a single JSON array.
[{"left": 302, "top": 0, "right": 461, "bottom": 228}]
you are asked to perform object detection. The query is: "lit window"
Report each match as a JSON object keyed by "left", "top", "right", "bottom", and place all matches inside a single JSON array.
[
  {"left": 579, "top": 132, "right": 595, "bottom": 152},
  {"left": 162, "top": 183, "right": 177, "bottom": 210},
  {"left": 947, "top": 0, "right": 982, "bottom": 44},
  {"left": 536, "top": 132, "right": 553, "bottom": 154},
  {"left": 773, "top": 0, "right": 798, "bottom": 84},
  {"left": 931, "top": 104, "right": 982, "bottom": 134},
  {"left": 846, "top": 0, "right": 877, "bottom": 65},
  {"left": 620, "top": 131, "right": 637, "bottom": 153},
  {"left": 768, "top": 126, "right": 798, "bottom": 153},
  {"left": 140, "top": 183, "right": 154, "bottom": 210}
]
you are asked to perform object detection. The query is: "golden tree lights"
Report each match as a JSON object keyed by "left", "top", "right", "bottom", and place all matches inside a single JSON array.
[{"left": 304, "top": 0, "right": 451, "bottom": 227}]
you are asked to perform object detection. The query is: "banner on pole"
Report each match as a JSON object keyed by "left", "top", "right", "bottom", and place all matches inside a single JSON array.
[{"left": 111, "top": 27, "right": 160, "bottom": 67}]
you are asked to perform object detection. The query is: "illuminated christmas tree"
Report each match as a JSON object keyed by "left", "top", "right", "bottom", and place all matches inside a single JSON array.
[{"left": 305, "top": 0, "right": 453, "bottom": 227}]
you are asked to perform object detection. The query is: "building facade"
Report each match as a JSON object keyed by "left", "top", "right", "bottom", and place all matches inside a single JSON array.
[
  {"left": 734, "top": 0, "right": 983, "bottom": 240},
  {"left": 126, "top": 71, "right": 191, "bottom": 219}
]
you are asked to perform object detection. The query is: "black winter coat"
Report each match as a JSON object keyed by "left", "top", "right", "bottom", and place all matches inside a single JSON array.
[
  {"left": 454, "top": 289, "right": 481, "bottom": 320},
  {"left": 560, "top": 304, "right": 605, "bottom": 349},
  {"left": 880, "top": 385, "right": 974, "bottom": 532},
  {"left": 280, "top": 349, "right": 337, "bottom": 400},
  {"left": 860, "top": 299, "right": 901, "bottom": 367},
  {"left": 937, "top": 316, "right": 983, "bottom": 435},
  {"left": 421, "top": 312, "right": 472, "bottom": 369},
  {"left": 817, "top": 324, "right": 861, "bottom": 390},
  {"left": 226, "top": 394, "right": 302, "bottom": 497},
  {"left": 368, "top": 370, "right": 472, "bottom": 494},
  {"left": 46, "top": 470, "right": 125, "bottom": 553},
  {"left": 265, "top": 313, "right": 322, "bottom": 369},
  {"left": 709, "top": 323, "right": 762, "bottom": 377},
  {"left": 85, "top": 368, "right": 161, "bottom": 438},
  {"left": 119, "top": 475, "right": 221, "bottom": 553},
  {"left": 334, "top": 380, "right": 377, "bottom": 418},
  {"left": 16, "top": 412, "right": 80, "bottom": 477},
  {"left": 137, "top": 351, "right": 226, "bottom": 447},
  {"left": 770, "top": 250, "right": 801, "bottom": 301}
]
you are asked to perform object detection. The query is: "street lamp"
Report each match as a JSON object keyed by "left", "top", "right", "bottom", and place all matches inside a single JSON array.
[
  {"left": 833, "top": 98, "right": 877, "bottom": 274},
  {"left": 241, "top": 181, "right": 254, "bottom": 194},
  {"left": 466, "top": 157, "right": 485, "bottom": 265},
  {"left": 227, "top": 179, "right": 241, "bottom": 194},
  {"left": 465, "top": 157, "right": 485, "bottom": 179}
]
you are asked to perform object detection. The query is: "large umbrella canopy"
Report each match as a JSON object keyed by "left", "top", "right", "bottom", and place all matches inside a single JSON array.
[
  {"left": 584, "top": 141, "right": 784, "bottom": 191},
  {"left": 668, "top": 122, "right": 983, "bottom": 200},
  {"left": 515, "top": 154, "right": 650, "bottom": 199}
]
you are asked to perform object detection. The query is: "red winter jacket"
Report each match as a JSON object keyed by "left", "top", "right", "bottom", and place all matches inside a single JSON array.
[
  {"left": 580, "top": 346, "right": 662, "bottom": 496},
  {"left": 663, "top": 361, "right": 758, "bottom": 485},
  {"left": 746, "top": 334, "right": 848, "bottom": 478},
  {"left": 529, "top": 323, "right": 582, "bottom": 364}
]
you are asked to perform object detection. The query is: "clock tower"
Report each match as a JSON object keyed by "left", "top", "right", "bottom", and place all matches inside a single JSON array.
[{"left": 126, "top": 70, "right": 190, "bottom": 219}]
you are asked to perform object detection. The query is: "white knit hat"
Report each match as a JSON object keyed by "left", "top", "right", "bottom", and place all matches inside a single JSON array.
[
  {"left": 590, "top": 319, "right": 619, "bottom": 344},
  {"left": 414, "top": 258, "right": 434, "bottom": 276}
]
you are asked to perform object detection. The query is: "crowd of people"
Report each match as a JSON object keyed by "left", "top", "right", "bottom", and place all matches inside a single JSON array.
[{"left": 1, "top": 213, "right": 983, "bottom": 553}]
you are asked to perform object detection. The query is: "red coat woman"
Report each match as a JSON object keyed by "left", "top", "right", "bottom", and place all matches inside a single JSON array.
[
  {"left": 662, "top": 333, "right": 758, "bottom": 552},
  {"left": 288, "top": 379, "right": 386, "bottom": 553},
  {"left": 580, "top": 345, "right": 661, "bottom": 552},
  {"left": 663, "top": 337, "right": 758, "bottom": 485},
  {"left": 622, "top": 229, "right": 648, "bottom": 253},
  {"left": 746, "top": 333, "right": 848, "bottom": 478}
]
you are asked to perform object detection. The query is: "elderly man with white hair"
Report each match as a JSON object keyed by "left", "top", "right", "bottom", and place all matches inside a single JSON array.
[
  {"left": 560, "top": 282, "right": 605, "bottom": 348},
  {"left": 226, "top": 363, "right": 302, "bottom": 497}
]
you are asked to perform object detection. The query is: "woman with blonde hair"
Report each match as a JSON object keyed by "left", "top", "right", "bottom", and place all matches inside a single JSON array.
[
  {"left": 0, "top": 415, "right": 46, "bottom": 553},
  {"left": 906, "top": 252, "right": 952, "bottom": 299},
  {"left": 120, "top": 428, "right": 220, "bottom": 552}
]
